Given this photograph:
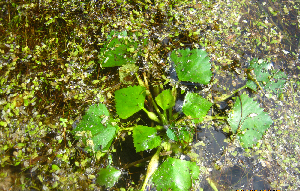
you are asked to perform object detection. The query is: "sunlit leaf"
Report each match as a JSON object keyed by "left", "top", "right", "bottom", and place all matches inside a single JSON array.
[
  {"left": 170, "top": 48, "right": 212, "bottom": 84},
  {"left": 152, "top": 157, "right": 199, "bottom": 191},
  {"left": 96, "top": 166, "right": 121, "bottom": 188},
  {"left": 227, "top": 94, "right": 273, "bottom": 148},
  {"left": 133, "top": 125, "right": 161, "bottom": 152},
  {"left": 155, "top": 89, "right": 175, "bottom": 110},
  {"left": 72, "top": 104, "right": 117, "bottom": 152},
  {"left": 182, "top": 92, "right": 212, "bottom": 123},
  {"left": 115, "top": 85, "right": 146, "bottom": 119}
]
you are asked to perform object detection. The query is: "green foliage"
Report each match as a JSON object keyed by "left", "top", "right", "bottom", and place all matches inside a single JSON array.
[
  {"left": 152, "top": 157, "right": 200, "bottom": 191},
  {"left": 155, "top": 89, "right": 175, "bottom": 110},
  {"left": 99, "top": 31, "right": 147, "bottom": 67},
  {"left": 133, "top": 125, "right": 161, "bottom": 152},
  {"left": 246, "top": 58, "right": 287, "bottom": 93},
  {"left": 96, "top": 166, "right": 122, "bottom": 188},
  {"left": 115, "top": 86, "right": 146, "bottom": 119},
  {"left": 72, "top": 104, "right": 117, "bottom": 151},
  {"left": 228, "top": 94, "right": 273, "bottom": 148},
  {"left": 167, "top": 125, "right": 194, "bottom": 143},
  {"left": 170, "top": 48, "right": 212, "bottom": 84},
  {"left": 182, "top": 92, "right": 212, "bottom": 123}
]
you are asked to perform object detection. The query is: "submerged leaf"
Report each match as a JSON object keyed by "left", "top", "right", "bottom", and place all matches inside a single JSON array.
[
  {"left": 170, "top": 48, "right": 212, "bottom": 84},
  {"left": 182, "top": 92, "right": 212, "bottom": 123},
  {"left": 228, "top": 94, "right": 273, "bottom": 148},
  {"left": 96, "top": 166, "right": 121, "bottom": 188},
  {"left": 246, "top": 58, "right": 287, "bottom": 94},
  {"left": 152, "top": 157, "right": 199, "bottom": 191},
  {"left": 100, "top": 31, "right": 137, "bottom": 67},
  {"left": 115, "top": 86, "right": 146, "bottom": 119},
  {"left": 72, "top": 104, "right": 117, "bottom": 152},
  {"left": 133, "top": 125, "right": 161, "bottom": 152}
]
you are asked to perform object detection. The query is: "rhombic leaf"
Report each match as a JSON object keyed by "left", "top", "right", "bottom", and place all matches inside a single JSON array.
[
  {"left": 133, "top": 125, "right": 161, "bottom": 152},
  {"left": 72, "top": 104, "right": 117, "bottom": 152},
  {"left": 115, "top": 85, "right": 146, "bottom": 119},
  {"left": 152, "top": 157, "right": 199, "bottom": 191},
  {"left": 182, "top": 92, "right": 212, "bottom": 123},
  {"left": 170, "top": 48, "right": 212, "bottom": 84},
  {"left": 227, "top": 94, "right": 273, "bottom": 148}
]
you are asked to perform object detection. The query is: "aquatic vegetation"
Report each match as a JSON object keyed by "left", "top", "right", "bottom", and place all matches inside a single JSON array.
[
  {"left": 72, "top": 40, "right": 287, "bottom": 189},
  {"left": 1, "top": 0, "right": 297, "bottom": 190}
]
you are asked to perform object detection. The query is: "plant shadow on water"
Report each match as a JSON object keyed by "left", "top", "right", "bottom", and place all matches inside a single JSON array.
[{"left": 193, "top": 125, "right": 272, "bottom": 190}]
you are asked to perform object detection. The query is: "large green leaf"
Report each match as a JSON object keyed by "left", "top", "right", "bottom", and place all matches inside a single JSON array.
[
  {"left": 152, "top": 157, "right": 199, "bottom": 191},
  {"left": 170, "top": 48, "right": 212, "bottom": 84},
  {"left": 72, "top": 104, "right": 117, "bottom": 152},
  {"left": 227, "top": 94, "right": 273, "bottom": 148},
  {"left": 133, "top": 125, "right": 161, "bottom": 152},
  {"left": 155, "top": 89, "right": 175, "bottom": 110},
  {"left": 96, "top": 166, "right": 121, "bottom": 188},
  {"left": 115, "top": 85, "right": 146, "bottom": 119},
  {"left": 182, "top": 92, "right": 212, "bottom": 123},
  {"left": 246, "top": 58, "right": 287, "bottom": 93}
]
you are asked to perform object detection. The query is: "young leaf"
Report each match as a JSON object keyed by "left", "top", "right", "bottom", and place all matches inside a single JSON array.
[
  {"left": 182, "top": 92, "right": 212, "bottom": 123},
  {"left": 152, "top": 157, "right": 200, "bottom": 191},
  {"left": 72, "top": 104, "right": 117, "bottom": 152},
  {"left": 155, "top": 89, "right": 175, "bottom": 110},
  {"left": 96, "top": 166, "right": 121, "bottom": 188},
  {"left": 170, "top": 48, "right": 212, "bottom": 84},
  {"left": 246, "top": 58, "right": 287, "bottom": 93},
  {"left": 133, "top": 125, "right": 161, "bottom": 152},
  {"left": 115, "top": 86, "right": 146, "bottom": 119},
  {"left": 227, "top": 94, "right": 273, "bottom": 148}
]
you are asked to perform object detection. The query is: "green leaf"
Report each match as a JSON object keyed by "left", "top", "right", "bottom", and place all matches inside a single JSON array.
[
  {"left": 96, "top": 166, "right": 121, "bottom": 188},
  {"left": 100, "top": 31, "right": 137, "bottom": 67},
  {"left": 72, "top": 104, "right": 117, "bottom": 152},
  {"left": 115, "top": 86, "right": 146, "bottom": 119},
  {"left": 167, "top": 125, "right": 194, "bottom": 144},
  {"left": 182, "top": 92, "right": 212, "bottom": 123},
  {"left": 152, "top": 157, "right": 200, "bottom": 191},
  {"left": 246, "top": 58, "right": 287, "bottom": 94},
  {"left": 166, "top": 128, "right": 178, "bottom": 141},
  {"left": 170, "top": 48, "right": 212, "bottom": 84},
  {"left": 227, "top": 94, "right": 273, "bottom": 148},
  {"left": 155, "top": 89, "right": 175, "bottom": 110},
  {"left": 133, "top": 125, "right": 161, "bottom": 152}
]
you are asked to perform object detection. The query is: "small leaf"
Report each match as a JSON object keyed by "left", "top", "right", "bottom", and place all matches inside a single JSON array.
[
  {"left": 133, "top": 125, "right": 161, "bottom": 152},
  {"left": 182, "top": 92, "right": 212, "bottom": 123},
  {"left": 115, "top": 86, "right": 146, "bottom": 119},
  {"left": 228, "top": 94, "right": 273, "bottom": 148},
  {"left": 155, "top": 89, "right": 175, "bottom": 110},
  {"left": 96, "top": 166, "right": 121, "bottom": 188},
  {"left": 152, "top": 157, "right": 200, "bottom": 191},
  {"left": 170, "top": 48, "right": 212, "bottom": 84},
  {"left": 166, "top": 128, "right": 178, "bottom": 141}
]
